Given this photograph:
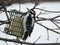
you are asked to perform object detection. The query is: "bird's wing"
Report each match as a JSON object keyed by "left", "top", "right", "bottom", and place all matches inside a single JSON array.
[{"left": 23, "top": 13, "right": 29, "bottom": 32}]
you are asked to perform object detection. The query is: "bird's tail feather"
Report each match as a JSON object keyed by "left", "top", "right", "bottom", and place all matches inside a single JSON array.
[{"left": 22, "top": 31, "right": 29, "bottom": 40}]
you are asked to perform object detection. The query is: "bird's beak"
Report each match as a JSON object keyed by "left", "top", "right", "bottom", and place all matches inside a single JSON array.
[{"left": 26, "top": 7, "right": 30, "bottom": 11}]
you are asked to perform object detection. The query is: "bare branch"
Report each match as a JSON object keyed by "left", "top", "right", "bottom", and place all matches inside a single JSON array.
[
  {"left": 35, "top": 17, "right": 50, "bottom": 21},
  {"left": 51, "top": 21, "right": 60, "bottom": 29},
  {"left": 0, "top": 0, "right": 12, "bottom": 10},
  {"left": 32, "top": 2, "right": 39, "bottom": 9},
  {"left": 4, "top": 7, "right": 10, "bottom": 20},
  {"left": 35, "top": 8, "right": 60, "bottom": 13},
  {"left": 26, "top": 2, "right": 39, "bottom": 11},
  {"left": 0, "top": 10, "right": 10, "bottom": 12},
  {"left": 0, "top": 37, "right": 60, "bottom": 45},
  {"left": 35, "top": 21, "right": 60, "bottom": 34}
]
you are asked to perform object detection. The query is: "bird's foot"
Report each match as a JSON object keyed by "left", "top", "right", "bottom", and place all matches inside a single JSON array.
[{"left": 15, "top": 37, "right": 20, "bottom": 42}]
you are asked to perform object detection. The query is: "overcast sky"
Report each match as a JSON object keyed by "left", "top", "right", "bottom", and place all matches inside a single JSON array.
[{"left": 0, "top": 2, "right": 60, "bottom": 45}]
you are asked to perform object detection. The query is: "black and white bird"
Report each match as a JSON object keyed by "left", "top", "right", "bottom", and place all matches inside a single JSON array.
[{"left": 23, "top": 9, "right": 36, "bottom": 40}]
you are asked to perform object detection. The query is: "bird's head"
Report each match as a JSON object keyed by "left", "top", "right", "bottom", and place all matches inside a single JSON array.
[
  {"left": 30, "top": 9, "right": 36, "bottom": 16},
  {"left": 30, "top": 9, "right": 36, "bottom": 20},
  {"left": 26, "top": 8, "right": 36, "bottom": 20}
]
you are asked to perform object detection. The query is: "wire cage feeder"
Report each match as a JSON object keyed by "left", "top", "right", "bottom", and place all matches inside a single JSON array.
[{"left": 4, "top": 11, "right": 24, "bottom": 38}]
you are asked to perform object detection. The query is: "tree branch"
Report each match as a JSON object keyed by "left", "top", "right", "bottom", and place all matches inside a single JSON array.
[
  {"left": 35, "top": 8, "right": 60, "bottom": 13},
  {"left": 0, "top": 37, "right": 60, "bottom": 45},
  {"left": 0, "top": 20, "right": 10, "bottom": 25},
  {"left": 35, "top": 21, "right": 60, "bottom": 34}
]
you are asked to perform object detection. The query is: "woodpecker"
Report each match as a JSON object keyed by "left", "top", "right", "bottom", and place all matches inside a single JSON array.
[{"left": 23, "top": 9, "right": 36, "bottom": 40}]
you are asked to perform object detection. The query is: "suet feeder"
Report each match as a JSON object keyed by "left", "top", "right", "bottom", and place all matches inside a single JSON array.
[{"left": 4, "top": 10, "right": 24, "bottom": 38}]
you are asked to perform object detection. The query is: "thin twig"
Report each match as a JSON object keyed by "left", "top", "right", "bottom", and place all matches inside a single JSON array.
[
  {"left": 34, "top": 35, "right": 41, "bottom": 43},
  {"left": 51, "top": 21, "right": 60, "bottom": 29},
  {"left": 5, "top": 41, "right": 8, "bottom": 45},
  {"left": 21, "top": 43, "right": 22, "bottom": 45},
  {"left": 56, "top": 38, "right": 59, "bottom": 43},
  {"left": 0, "top": 20, "right": 10, "bottom": 25},
  {"left": 54, "top": 21, "right": 60, "bottom": 24},
  {"left": 51, "top": 15, "right": 60, "bottom": 20},
  {"left": 47, "top": 29, "right": 49, "bottom": 40},
  {"left": 4, "top": 7, "right": 10, "bottom": 20}
]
